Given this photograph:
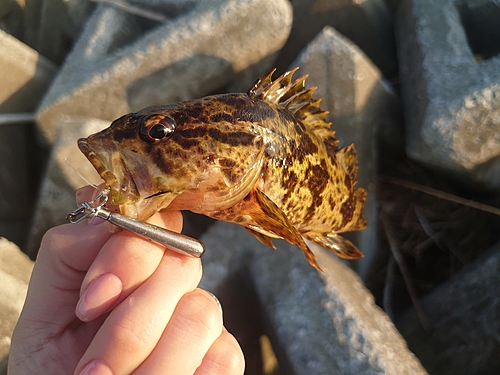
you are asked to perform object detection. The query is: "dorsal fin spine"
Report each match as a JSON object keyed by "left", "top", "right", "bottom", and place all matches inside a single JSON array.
[
  {"left": 248, "top": 68, "right": 276, "bottom": 97},
  {"left": 247, "top": 68, "right": 336, "bottom": 146},
  {"left": 285, "top": 88, "right": 316, "bottom": 112}
]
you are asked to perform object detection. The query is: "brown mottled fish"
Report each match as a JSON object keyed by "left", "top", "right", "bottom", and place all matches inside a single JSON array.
[{"left": 78, "top": 68, "right": 367, "bottom": 270}]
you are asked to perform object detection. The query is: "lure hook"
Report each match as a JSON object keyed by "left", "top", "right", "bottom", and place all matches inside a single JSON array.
[
  {"left": 67, "top": 189, "right": 109, "bottom": 223},
  {"left": 66, "top": 189, "right": 205, "bottom": 258}
]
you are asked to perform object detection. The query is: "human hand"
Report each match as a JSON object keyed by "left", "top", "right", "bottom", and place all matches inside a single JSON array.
[{"left": 8, "top": 187, "right": 244, "bottom": 375}]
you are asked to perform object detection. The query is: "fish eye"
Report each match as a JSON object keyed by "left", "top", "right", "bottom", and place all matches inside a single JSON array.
[{"left": 139, "top": 116, "right": 176, "bottom": 143}]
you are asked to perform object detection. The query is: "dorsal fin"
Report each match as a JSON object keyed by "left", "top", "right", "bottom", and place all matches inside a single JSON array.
[{"left": 248, "top": 68, "right": 336, "bottom": 145}]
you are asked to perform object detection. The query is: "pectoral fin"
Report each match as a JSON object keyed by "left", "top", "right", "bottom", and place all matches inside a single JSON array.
[
  {"left": 245, "top": 189, "right": 322, "bottom": 271},
  {"left": 305, "top": 232, "right": 363, "bottom": 259},
  {"left": 210, "top": 188, "right": 322, "bottom": 270}
]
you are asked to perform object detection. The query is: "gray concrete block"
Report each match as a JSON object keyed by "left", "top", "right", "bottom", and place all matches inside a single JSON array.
[
  {"left": 0, "top": 30, "right": 57, "bottom": 247},
  {"left": 277, "top": 0, "right": 397, "bottom": 78},
  {"left": 253, "top": 242, "right": 427, "bottom": 375},
  {"left": 0, "top": 0, "right": 15, "bottom": 19},
  {"left": 396, "top": 0, "right": 500, "bottom": 188},
  {"left": 0, "top": 29, "right": 57, "bottom": 113},
  {"left": 199, "top": 222, "right": 427, "bottom": 374},
  {"left": 24, "top": 0, "right": 95, "bottom": 64},
  {"left": 290, "top": 26, "right": 401, "bottom": 281},
  {"left": 0, "top": 237, "right": 33, "bottom": 370},
  {"left": 25, "top": 118, "right": 108, "bottom": 258},
  {"left": 36, "top": 0, "right": 292, "bottom": 144},
  {"left": 397, "top": 242, "right": 500, "bottom": 375},
  {"left": 383, "top": 0, "right": 401, "bottom": 14},
  {"left": 0, "top": 0, "right": 24, "bottom": 41},
  {"left": 0, "top": 121, "right": 30, "bottom": 248},
  {"left": 199, "top": 222, "right": 273, "bottom": 375},
  {"left": 199, "top": 223, "right": 264, "bottom": 292}
]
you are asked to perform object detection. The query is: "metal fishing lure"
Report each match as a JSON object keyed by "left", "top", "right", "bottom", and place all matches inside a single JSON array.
[{"left": 66, "top": 189, "right": 205, "bottom": 258}]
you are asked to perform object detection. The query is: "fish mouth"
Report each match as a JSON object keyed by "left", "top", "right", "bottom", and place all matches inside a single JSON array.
[{"left": 78, "top": 137, "right": 140, "bottom": 206}]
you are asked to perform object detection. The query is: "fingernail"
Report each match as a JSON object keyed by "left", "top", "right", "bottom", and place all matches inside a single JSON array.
[
  {"left": 77, "top": 273, "right": 123, "bottom": 322},
  {"left": 203, "top": 289, "right": 223, "bottom": 316},
  {"left": 88, "top": 216, "right": 106, "bottom": 225},
  {"left": 78, "top": 360, "right": 113, "bottom": 375},
  {"left": 87, "top": 217, "right": 120, "bottom": 234}
]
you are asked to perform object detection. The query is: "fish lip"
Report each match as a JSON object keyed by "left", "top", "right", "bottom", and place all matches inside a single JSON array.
[
  {"left": 77, "top": 137, "right": 140, "bottom": 206},
  {"left": 77, "top": 138, "right": 111, "bottom": 182}
]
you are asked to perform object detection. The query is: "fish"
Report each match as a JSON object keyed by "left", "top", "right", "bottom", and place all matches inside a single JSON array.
[{"left": 78, "top": 68, "right": 367, "bottom": 270}]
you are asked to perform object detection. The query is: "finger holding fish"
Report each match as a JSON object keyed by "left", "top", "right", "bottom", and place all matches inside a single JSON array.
[
  {"left": 70, "top": 187, "right": 238, "bottom": 375},
  {"left": 70, "top": 205, "right": 235, "bottom": 374}
]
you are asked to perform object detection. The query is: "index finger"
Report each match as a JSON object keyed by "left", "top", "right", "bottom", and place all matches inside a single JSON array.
[{"left": 76, "top": 208, "right": 186, "bottom": 320}]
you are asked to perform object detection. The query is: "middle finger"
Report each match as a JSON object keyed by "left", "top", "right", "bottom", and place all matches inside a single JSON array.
[{"left": 74, "top": 236, "right": 202, "bottom": 375}]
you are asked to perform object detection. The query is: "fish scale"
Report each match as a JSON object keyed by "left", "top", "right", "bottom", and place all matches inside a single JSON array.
[{"left": 78, "top": 69, "right": 367, "bottom": 270}]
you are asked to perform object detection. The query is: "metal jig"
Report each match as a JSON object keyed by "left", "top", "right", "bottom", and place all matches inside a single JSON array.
[{"left": 66, "top": 189, "right": 205, "bottom": 258}]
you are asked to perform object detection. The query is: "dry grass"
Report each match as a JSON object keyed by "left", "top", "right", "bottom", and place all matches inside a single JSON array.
[{"left": 372, "top": 157, "right": 500, "bottom": 321}]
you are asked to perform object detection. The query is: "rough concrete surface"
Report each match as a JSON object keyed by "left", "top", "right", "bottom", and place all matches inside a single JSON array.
[
  {"left": 277, "top": 0, "right": 397, "bottom": 78},
  {"left": 396, "top": 0, "right": 500, "bottom": 187},
  {"left": 290, "top": 26, "right": 401, "bottom": 280},
  {"left": 0, "top": 29, "right": 57, "bottom": 247},
  {"left": 397, "top": 242, "right": 500, "bottom": 375},
  {"left": 0, "top": 237, "right": 33, "bottom": 374},
  {"left": 0, "top": 0, "right": 16, "bottom": 19},
  {"left": 24, "top": 0, "right": 95, "bottom": 64},
  {"left": 0, "top": 121, "right": 31, "bottom": 248},
  {"left": 199, "top": 222, "right": 427, "bottom": 374},
  {"left": 36, "top": 0, "right": 293, "bottom": 144},
  {"left": 0, "top": 29, "right": 57, "bottom": 113},
  {"left": 25, "top": 118, "right": 109, "bottom": 258},
  {"left": 0, "top": 0, "right": 25, "bottom": 42}
]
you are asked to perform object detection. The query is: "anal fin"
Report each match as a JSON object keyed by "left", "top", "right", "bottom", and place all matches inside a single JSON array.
[{"left": 305, "top": 233, "right": 363, "bottom": 260}]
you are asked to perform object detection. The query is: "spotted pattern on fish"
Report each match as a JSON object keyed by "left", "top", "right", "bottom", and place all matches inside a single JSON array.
[{"left": 78, "top": 68, "right": 367, "bottom": 270}]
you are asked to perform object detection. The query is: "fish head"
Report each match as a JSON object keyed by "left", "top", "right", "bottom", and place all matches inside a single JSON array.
[{"left": 78, "top": 96, "right": 265, "bottom": 219}]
